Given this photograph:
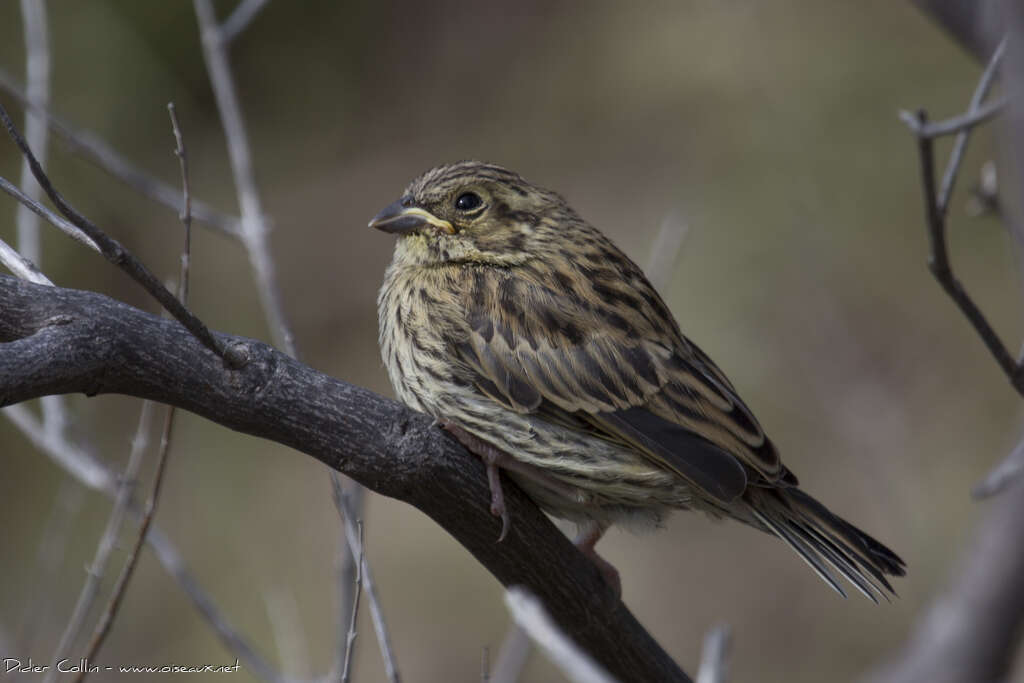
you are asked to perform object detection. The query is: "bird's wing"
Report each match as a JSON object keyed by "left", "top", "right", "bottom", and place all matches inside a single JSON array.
[{"left": 453, "top": 265, "right": 786, "bottom": 503}]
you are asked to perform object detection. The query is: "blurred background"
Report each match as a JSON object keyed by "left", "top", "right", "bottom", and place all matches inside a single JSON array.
[{"left": 1, "top": 1, "right": 1021, "bottom": 681}]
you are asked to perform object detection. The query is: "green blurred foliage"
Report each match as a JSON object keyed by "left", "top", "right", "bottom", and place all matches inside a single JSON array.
[{"left": 1, "top": 2, "right": 1022, "bottom": 681}]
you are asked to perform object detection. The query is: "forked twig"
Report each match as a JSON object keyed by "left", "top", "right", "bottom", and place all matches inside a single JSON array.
[
  {"left": 341, "top": 521, "right": 364, "bottom": 683},
  {"left": 899, "top": 40, "right": 1024, "bottom": 398},
  {"left": 331, "top": 477, "right": 401, "bottom": 682}
]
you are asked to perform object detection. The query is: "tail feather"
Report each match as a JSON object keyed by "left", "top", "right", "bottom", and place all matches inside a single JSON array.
[{"left": 745, "top": 487, "right": 905, "bottom": 602}]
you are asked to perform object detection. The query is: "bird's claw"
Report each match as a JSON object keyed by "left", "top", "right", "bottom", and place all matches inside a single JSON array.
[{"left": 486, "top": 461, "right": 510, "bottom": 542}]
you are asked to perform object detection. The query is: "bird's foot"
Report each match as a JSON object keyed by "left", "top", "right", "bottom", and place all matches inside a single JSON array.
[{"left": 574, "top": 521, "right": 621, "bottom": 598}]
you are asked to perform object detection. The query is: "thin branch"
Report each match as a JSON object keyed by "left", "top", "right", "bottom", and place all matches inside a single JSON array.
[
  {"left": 3, "top": 396, "right": 293, "bottom": 683},
  {"left": 16, "top": 0, "right": 50, "bottom": 265},
  {"left": 44, "top": 400, "right": 155, "bottom": 683},
  {"left": 0, "top": 235, "right": 52, "bottom": 285},
  {"left": 332, "top": 476, "right": 401, "bottom": 683},
  {"left": 900, "top": 96, "right": 1007, "bottom": 138},
  {"left": 863, "top": 481, "right": 1024, "bottom": 683},
  {"left": 490, "top": 625, "right": 531, "bottom": 683},
  {"left": 0, "top": 175, "right": 98, "bottom": 252},
  {"left": 167, "top": 103, "right": 193, "bottom": 304},
  {"left": 0, "top": 102, "right": 228, "bottom": 359},
  {"left": 696, "top": 625, "right": 731, "bottom": 683},
  {"left": 341, "top": 521, "right": 364, "bottom": 683},
  {"left": 938, "top": 37, "right": 1007, "bottom": 214},
  {"left": 0, "top": 67, "right": 241, "bottom": 237},
  {"left": 974, "top": 432, "right": 1024, "bottom": 498},
  {"left": 503, "top": 587, "right": 617, "bottom": 683},
  {"left": 75, "top": 403, "right": 175, "bottom": 683},
  {"left": 901, "top": 108, "right": 1024, "bottom": 395},
  {"left": 221, "top": 0, "right": 272, "bottom": 44},
  {"left": 2, "top": 403, "right": 111, "bottom": 491}
]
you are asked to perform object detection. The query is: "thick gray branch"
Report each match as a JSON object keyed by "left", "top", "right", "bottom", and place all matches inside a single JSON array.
[
  {"left": 863, "top": 481, "right": 1024, "bottom": 683},
  {"left": 0, "top": 274, "right": 690, "bottom": 683}
]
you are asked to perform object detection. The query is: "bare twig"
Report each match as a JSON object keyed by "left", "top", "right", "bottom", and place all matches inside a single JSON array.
[
  {"left": 900, "top": 97, "right": 1007, "bottom": 139},
  {"left": 901, "top": 107, "right": 1024, "bottom": 395},
  {"left": 3, "top": 397, "right": 293, "bottom": 683},
  {"left": 974, "top": 434, "right": 1024, "bottom": 498},
  {"left": 0, "top": 102, "right": 228, "bottom": 359},
  {"left": 331, "top": 477, "right": 400, "bottom": 683},
  {"left": 864, "top": 482, "right": 1024, "bottom": 683},
  {"left": 167, "top": 103, "right": 192, "bottom": 304},
  {"left": 75, "top": 404, "right": 176, "bottom": 682},
  {"left": 222, "top": 0, "right": 272, "bottom": 44},
  {"left": 44, "top": 401, "right": 155, "bottom": 683},
  {"left": 938, "top": 37, "right": 1006, "bottom": 214},
  {"left": 490, "top": 625, "right": 531, "bottom": 683},
  {"left": 0, "top": 67, "right": 241, "bottom": 237},
  {"left": 0, "top": 175, "right": 98, "bottom": 252},
  {"left": 696, "top": 625, "right": 731, "bottom": 683},
  {"left": 503, "top": 587, "right": 617, "bottom": 683},
  {"left": 341, "top": 521, "right": 364, "bottom": 683},
  {"left": 2, "top": 403, "right": 112, "bottom": 494},
  {"left": 16, "top": 0, "right": 50, "bottom": 265},
  {"left": 0, "top": 236, "right": 52, "bottom": 285}
]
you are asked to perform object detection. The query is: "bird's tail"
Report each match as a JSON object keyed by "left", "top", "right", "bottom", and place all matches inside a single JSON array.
[{"left": 743, "top": 487, "right": 905, "bottom": 602}]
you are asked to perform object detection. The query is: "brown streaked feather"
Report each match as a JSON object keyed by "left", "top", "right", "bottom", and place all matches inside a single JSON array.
[{"left": 452, "top": 260, "right": 783, "bottom": 497}]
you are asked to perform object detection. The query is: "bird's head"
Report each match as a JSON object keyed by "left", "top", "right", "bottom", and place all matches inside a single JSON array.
[{"left": 369, "top": 161, "right": 574, "bottom": 267}]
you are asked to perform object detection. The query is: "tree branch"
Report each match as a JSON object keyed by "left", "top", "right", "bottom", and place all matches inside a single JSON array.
[
  {"left": 863, "top": 481, "right": 1024, "bottom": 683},
  {"left": 0, "top": 274, "right": 692, "bottom": 683}
]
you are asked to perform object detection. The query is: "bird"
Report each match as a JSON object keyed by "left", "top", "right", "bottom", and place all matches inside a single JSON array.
[{"left": 371, "top": 160, "right": 905, "bottom": 600}]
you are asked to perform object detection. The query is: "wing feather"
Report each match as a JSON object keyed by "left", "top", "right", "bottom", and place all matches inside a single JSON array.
[{"left": 452, "top": 264, "right": 783, "bottom": 502}]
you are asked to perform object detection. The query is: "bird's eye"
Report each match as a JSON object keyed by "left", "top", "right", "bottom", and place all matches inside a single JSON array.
[{"left": 455, "top": 192, "right": 483, "bottom": 211}]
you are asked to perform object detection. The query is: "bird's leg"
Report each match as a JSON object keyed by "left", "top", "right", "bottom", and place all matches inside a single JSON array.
[
  {"left": 574, "top": 520, "right": 621, "bottom": 598},
  {"left": 440, "top": 420, "right": 513, "bottom": 541},
  {"left": 439, "top": 420, "right": 581, "bottom": 542}
]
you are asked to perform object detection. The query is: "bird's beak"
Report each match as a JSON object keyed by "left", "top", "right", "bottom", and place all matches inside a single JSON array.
[{"left": 368, "top": 198, "right": 455, "bottom": 235}]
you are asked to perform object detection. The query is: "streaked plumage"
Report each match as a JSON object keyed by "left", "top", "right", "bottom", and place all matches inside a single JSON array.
[{"left": 373, "top": 161, "right": 904, "bottom": 600}]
